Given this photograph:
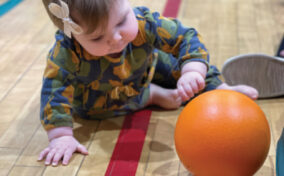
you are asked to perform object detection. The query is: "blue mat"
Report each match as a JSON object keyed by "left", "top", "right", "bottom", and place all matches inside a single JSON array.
[
  {"left": 0, "top": 0, "right": 23, "bottom": 17},
  {"left": 276, "top": 128, "right": 284, "bottom": 176}
]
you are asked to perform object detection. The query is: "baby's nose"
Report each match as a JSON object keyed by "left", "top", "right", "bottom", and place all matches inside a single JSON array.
[{"left": 109, "top": 32, "right": 122, "bottom": 45}]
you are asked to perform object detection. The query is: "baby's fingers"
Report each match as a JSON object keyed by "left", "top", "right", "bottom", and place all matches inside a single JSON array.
[
  {"left": 190, "top": 81, "right": 199, "bottom": 94},
  {"left": 178, "top": 86, "right": 190, "bottom": 102},
  {"left": 45, "top": 148, "right": 57, "bottom": 165},
  {"left": 38, "top": 148, "right": 50, "bottom": 161},
  {"left": 77, "top": 144, "right": 88, "bottom": 155},
  {"left": 196, "top": 77, "right": 205, "bottom": 91},
  {"left": 52, "top": 149, "right": 65, "bottom": 166},
  {"left": 62, "top": 149, "right": 74, "bottom": 165}
]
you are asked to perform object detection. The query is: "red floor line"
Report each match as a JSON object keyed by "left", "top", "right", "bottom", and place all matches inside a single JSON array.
[
  {"left": 105, "top": 110, "right": 152, "bottom": 176},
  {"left": 162, "top": 0, "right": 182, "bottom": 18},
  {"left": 105, "top": 1, "right": 182, "bottom": 175}
]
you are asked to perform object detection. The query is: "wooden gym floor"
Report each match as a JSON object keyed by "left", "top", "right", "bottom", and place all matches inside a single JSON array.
[{"left": 0, "top": 0, "right": 283, "bottom": 175}]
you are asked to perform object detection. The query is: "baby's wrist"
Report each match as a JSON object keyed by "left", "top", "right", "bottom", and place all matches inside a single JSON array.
[
  {"left": 47, "top": 127, "right": 73, "bottom": 141},
  {"left": 182, "top": 70, "right": 205, "bottom": 78},
  {"left": 181, "top": 61, "right": 207, "bottom": 78}
]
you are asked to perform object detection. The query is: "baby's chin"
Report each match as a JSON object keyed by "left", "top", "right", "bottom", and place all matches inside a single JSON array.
[
  {"left": 87, "top": 50, "right": 113, "bottom": 57},
  {"left": 88, "top": 42, "right": 127, "bottom": 57},
  {"left": 88, "top": 50, "right": 123, "bottom": 58}
]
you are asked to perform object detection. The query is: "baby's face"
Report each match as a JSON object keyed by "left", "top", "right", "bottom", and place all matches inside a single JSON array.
[{"left": 73, "top": 0, "right": 138, "bottom": 56}]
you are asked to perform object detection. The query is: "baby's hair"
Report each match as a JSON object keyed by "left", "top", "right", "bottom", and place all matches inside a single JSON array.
[{"left": 42, "top": 0, "right": 115, "bottom": 34}]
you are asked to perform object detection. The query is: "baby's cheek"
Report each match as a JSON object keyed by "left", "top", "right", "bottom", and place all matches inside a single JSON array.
[
  {"left": 126, "top": 17, "right": 138, "bottom": 41},
  {"left": 130, "top": 25, "right": 139, "bottom": 40}
]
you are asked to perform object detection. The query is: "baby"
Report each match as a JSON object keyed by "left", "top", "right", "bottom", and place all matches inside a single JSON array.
[{"left": 38, "top": 0, "right": 258, "bottom": 166}]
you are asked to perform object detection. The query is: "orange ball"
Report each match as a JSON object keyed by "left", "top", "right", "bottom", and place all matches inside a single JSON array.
[{"left": 174, "top": 90, "right": 271, "bottom": 176}]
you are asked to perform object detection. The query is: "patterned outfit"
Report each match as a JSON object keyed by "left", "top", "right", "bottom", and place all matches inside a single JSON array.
[{"left": 40, "top": 7, "right": 222, "bottom": 130}]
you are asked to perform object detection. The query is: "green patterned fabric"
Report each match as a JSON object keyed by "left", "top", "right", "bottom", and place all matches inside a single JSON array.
[{"left": 40, "top": 7, "right": 221, "bottom": 130}]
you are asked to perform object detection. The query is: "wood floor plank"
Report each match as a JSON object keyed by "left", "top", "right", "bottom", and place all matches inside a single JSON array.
[
  {"left": 16, "top": 126, "right": 49, "bottom": 167},
  {"left": 177, "top": 0, "right": 201, "bottom": 31},
  {"left": 178, "top": 163, "right": 192, "bottom": 176},
  {"left": 0, "top": 0, "right": 56, "bottom": 103},
  {"left": 9, "top": 166, "right": 44, "bottom": 176},
  {"left": 193, "top": 2, "right": 219, "bottom": 66},
  {"left": 177, "top": 1, "right": 239, "bottom": 67},
  {"left": 0, "top": 0, "right": 53, "bottom": 52},
  {"left": 255, "top": 2, "right": 278, "bottom": 55},
  {"left": 272, "top": 1, "right": 284, "bottom": 41},
  {"left": 237, "top": 2, "right": 260, "bottom": 54},
  {"left": 0, "top": 148, "right": 21, "bottom": 176},
  {"left": 135, "top": 110, "right": 159, "bottom": 175},
  {"left": 141, "top": 110, "right": 181, "bottom": 175},
  {"left": 214, "top": 2, "right": 238, "bottom": 66},
  {"left": 129, "top": 0, "right": 166, "bottom": 13},
  {"left": 0, "top": 23, "right": 55, "bottom": 102},
  {"left": 0, "top": 87, "right": 41, "bottom": 148},
  {"left": 77, "top": 117, "right": 124, "bottom": 176},
  {"left": 0, "top": 53, "right": 45, "bottom": 140},
  {"left": 41, "top": 156, "right": 84, "bottom": 176}
]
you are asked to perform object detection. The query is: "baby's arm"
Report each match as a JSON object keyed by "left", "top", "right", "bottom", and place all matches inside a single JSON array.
[
  {"left": 38, "top": 127, "right": 88, "bottom": 166},
  {"left": 38, "top": 32, "right": 89, "bottom": 166},
  {"left": 135, "top": 7, "right": 209, "bottom": 101},
  {"left": 177, "top": 61, "right": 207, "bottom": 102}
]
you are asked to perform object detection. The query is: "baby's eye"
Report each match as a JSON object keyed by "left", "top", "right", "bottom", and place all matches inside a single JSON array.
[
  {"left": 92, "top": 36, "right": 103, "bottom": 42},
  {"left": 117, "top": 18, "right": 126, "bottom": 26}
]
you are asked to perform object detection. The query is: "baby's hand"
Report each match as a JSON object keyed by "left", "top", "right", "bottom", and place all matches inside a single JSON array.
[
  {"left": 38, "top": 135, "right": 88, "bottom": 166},
  {"left": 177, "top": 71, "right": 205, "bottom": 102}
]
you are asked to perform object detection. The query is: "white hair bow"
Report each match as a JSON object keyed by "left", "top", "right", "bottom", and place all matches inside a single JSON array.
[{"left": 48, "top": 0, "right": 83, "bottom": 38}]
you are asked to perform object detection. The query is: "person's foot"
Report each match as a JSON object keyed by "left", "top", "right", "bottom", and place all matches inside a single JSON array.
[
  {"left": 217, "top": 83, "right": 259, "bottom": 100},
  {"left": 280, "top": 50, "right": 284, "bottom": 58},
  {"left": 146, "top": 83, "right": 182, "bottom": 109},
  {"left": 222, "top": 54, "right": 284, "bottom": 98}
]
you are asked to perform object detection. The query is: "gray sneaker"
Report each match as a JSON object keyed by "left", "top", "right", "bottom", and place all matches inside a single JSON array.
[{"left": 222, "top": 54, "right": 284, "bottom": 98}]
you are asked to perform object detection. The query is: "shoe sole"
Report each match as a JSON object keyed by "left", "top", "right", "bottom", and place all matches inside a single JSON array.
[{"left": 221, "top": 54, "right": 284, "bottom": 98}]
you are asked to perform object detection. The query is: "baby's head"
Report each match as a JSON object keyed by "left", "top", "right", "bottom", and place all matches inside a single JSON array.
[
  {"left": 43, "top": 0, "right": 113, "bottom": 35},
  {"left": 43, "top": 0, "right": 138, "bottom": 56}
]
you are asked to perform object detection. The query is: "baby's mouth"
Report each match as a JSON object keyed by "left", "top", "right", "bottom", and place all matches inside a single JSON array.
[
  {"left": 107, "top": 51, "right": 123, "bottom": 58},
  {"left": 107, "top": 43, "right": 126, "bottom": 58}
]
